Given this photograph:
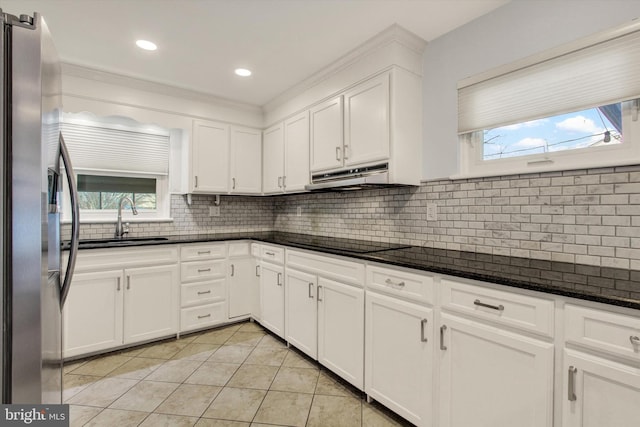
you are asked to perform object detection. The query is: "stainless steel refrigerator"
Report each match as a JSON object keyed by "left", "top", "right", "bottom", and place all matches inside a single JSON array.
[{"left": 0, "top": 11, "right": 79, "bottom": 404}]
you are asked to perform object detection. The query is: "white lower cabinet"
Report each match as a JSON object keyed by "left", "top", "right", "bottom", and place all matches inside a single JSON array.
[
  {"left": 438, "top": 312, "right": 554, "bottom": 427},
  {"left": 260, "top": 261, "right": 285, "bottom": 338},
  {"left": 365, "top": 291, "right": 433, "bottom": 427},
  {"left": 285, "top": 268, "right": 318, "bottom": 359},
  {"left": 562, "top": 349, "right": 640, "bottom": 427},
  {"left": 228, "top": 242, "right": 255, "bottom": 320},
  {"left": 317, "top": 277, "right": 365, "bottom": 390},
  {"left": 63, "top": 270, "right": 124, "bottom": 357},
  {"left": 63, "top": 260, "right": 179, "bottom": 358},
  {"left": 123, "top": 264, "right": 179, "bottom": 344}
]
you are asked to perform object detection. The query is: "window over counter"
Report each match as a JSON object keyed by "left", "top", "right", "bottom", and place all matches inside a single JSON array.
[
  {"left": 457, "top": 20, "right": 640, "bottom": 178},
  {"left": 61, "top": 113, "right": 173, "bottom": 222}
]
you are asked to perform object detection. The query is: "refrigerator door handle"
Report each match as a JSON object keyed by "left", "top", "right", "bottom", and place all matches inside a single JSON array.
[{"left": 59, "top": 133, "right": 80, "bottom": 308}]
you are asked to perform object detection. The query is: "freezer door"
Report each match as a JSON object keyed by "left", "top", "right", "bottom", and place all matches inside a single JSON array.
[{"left": 2, "top": 12, "right": 63, "bottom": 404}]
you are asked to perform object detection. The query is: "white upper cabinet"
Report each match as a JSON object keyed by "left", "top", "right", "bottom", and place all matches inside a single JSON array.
[
  {"left": 283, "top": 111, "right": 310, "bottom": 192},
  {"left": 191, "top": 120, "right": 230, "bottom": 193},
  {"left": 343, "top": 73, "right": 390, "bottom": 167},
  {"left": 190, "top": 120, "right": 261, "bottom": 194},
  {"left": 230, "top": 126, "right": 262, "bottom": 194},
  {"left": 308, "top": 70, "right": 420, "bottom": 184},
  {"left": 263, "top": 111, "right": 310, "bottom": 194},
  {"left": 262, "top": 123, "right": 285, "bottom": 194},
  {"left": 310, "top": 96, "right": 344, "bottom": 172}
]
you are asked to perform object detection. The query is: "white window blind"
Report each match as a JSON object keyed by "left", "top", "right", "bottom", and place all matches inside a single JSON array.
[
  {"left": 458, "top": 21, "right": 640, "bottom": 134},
  {"left": 61, "top": 118, "right": 169, "bottom": 175}
]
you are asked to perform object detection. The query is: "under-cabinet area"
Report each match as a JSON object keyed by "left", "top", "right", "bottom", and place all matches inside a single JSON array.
[{"left": 63, "top": 239, "right": 640, "bottom": 427}]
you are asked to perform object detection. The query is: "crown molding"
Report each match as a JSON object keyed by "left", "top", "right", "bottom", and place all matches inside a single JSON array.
[
  {"left": 61, "top": 62, "right": 263, "bottom": 114},
  {"left": 263, "top": 23, "right": 427, "bottom": 113}
]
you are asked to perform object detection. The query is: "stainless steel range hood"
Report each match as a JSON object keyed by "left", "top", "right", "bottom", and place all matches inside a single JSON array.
[{"left": 305, "top": 163, "right": 407, "bottom": 191}]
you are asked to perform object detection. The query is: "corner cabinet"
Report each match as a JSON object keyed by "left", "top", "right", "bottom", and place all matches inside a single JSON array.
[{"left": 190, "top": 120, "right": 262, "bottom": 194}]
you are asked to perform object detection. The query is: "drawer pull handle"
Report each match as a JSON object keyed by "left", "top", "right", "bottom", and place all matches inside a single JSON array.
[
  {"left": 117, "top": 277, "right": 121, "bottom": 291},
  {"left": 230, "top": 264, "right": 235, "bottom": 277},
  {"left": 198, "top": 314, "right": 211, "bottom": 319},
  {"left": 256, "top": 265, "right": 260, "bottom": 277},
  {"left": 568, "top": 366, "right": 577, "bottom": 401},
  {"left": 265, "top": 251, "right": 276, "bottom": 256},
  {"left": 474, "top": 299, "right": 504, "bottom": 311},
  {"left": 420, "top": 319, "right": 428, "bottom": 343},
  {"left": 197, "top": 290, "right": 211, "bottom": 295},
  {"left": 277, "top": 272, "right": 283, "bottom": 286},
  {"left": 198, "top": 268, "right": 211, "bottom": 273},
  {"left": 309, "top": 282, "right": 314, "bottom": 299},
  {"left": 385, "top": 278, "right": 405, "bottom": 288},
  {"left": 318, "top": 285, "right": 323, "bottom": 302},
  {"left": 440, "top": 325, "right": 447, "bottom": 350},
  {"left": 278, "top": 176, "right": 283, "bottom": 188},
  {"left": 336, "top": 146, "right": 341, "bottom": 161},
  {"left": 126, "top": 275, "right": 131, "bottom": 290},
  {"left": 631, "top": 336, "right": 640, "bottom": 345},
  {"left": 197, "top": 250, "right": 211, "bottom": 255}
]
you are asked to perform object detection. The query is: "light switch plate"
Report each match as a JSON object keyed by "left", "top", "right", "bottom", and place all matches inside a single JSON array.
[
  {"left": 209, "top": 206, "right": 221, "bottom": 217},
  {"left": 426, "top": 203, "right": 437, "bottom": 221}
]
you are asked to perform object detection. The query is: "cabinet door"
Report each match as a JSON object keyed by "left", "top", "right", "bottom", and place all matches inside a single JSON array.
[
  {"left": 262, "top": 123, "right": 285, "bottom": 194},
  {"left": 343, "top": 73, "right": 390, "bottom": 167},
  {"left": 285, "top": 269, "right": 317, "bottom": 359},
  {"left": 259, "top": 261, "right": 285, "bottom": 338},
  {"left": 317, "top": 277, "right": 364, "bottom": 390},
  {"left": 230, "top": 126, "right": 262, "bottom": 194},
  {"left": 228, "top": 257, "right": 255, "bottom": 319},
  {"left": 365, "top": 292, "right": 433, "bottom": 427},
  {"left": 439, "top": 313, "right": 554, "bottom": 427},
  {"left": 310, "top": 96, "right": 343, "bottom": 172},
  {"left": 63, "top": 270, "right": 123, "bottom": 358},
  {"left": 124, "top": 264, "right": 179, "bottom": 344},
  {"left": 284, "top": 111, "right": 310, "bottom": 192},
  {"left": 191, "top": 120, "right": 229, "bottom": 193},
  {"left": 251, "top": 258, "right": 261, "bottom": 321},
  {"left": 563, "top": 350, "right": 640, "bottom": 427}
]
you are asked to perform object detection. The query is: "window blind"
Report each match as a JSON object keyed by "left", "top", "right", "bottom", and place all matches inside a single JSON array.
[
  {"left": 458, "top": 21, "right": 640, "bottom": 134},
  {"left": 61, "top": 120, "right": 169, "bottom": 175}
]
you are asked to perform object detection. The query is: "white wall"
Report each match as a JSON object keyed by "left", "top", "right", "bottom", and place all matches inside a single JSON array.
[{"left": 422, "top": 0, "right": 640, "bottom": 180}]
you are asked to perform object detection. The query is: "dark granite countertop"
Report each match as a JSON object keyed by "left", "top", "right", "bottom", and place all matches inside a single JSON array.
[{"left": 65, "top": 232, "right": 640, "bottom": 311}]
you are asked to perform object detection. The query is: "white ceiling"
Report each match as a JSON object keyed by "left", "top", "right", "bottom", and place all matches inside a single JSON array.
[{"left": 2, "top": 0, "right": 508, "bottom": 106}]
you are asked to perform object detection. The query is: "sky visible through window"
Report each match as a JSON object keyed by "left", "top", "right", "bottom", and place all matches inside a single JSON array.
[{"left": 483, "top": 105, "right": 622, "bottom": 160}]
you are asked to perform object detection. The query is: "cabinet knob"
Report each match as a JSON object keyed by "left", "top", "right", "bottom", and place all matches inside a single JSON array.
[{"left": 631, "top": 335, "right": 640, "bottom": 345}]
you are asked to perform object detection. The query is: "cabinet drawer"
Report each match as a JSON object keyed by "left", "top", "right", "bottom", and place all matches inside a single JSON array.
[
  {"left": 366, "top": 264, "right": 435, "bottom": 304},
  {"left": 565, "top": 304, "right": 640, "bottom": 362},
  {"left": 441, "top": 278, "right": 554, "bottom": 337},
  {"left": 74, "top": 246, "right": 178, "bottom": 271},
  {"left": 260, "top": 245, "right": 284, "bottom": 264},
  {"left": 228, "top": 241, "right": 250, "bottom": 258},
  {"left": 180, "top": 243, "right": 227, "bottom": 261},
  {"left": 286, "top": 249, "right": 364, "bottom": 286},
  {"left": 181, "top": 279, "right": 225, "bottom": 307},
  {"left": 181, "top": 260, "right": 226, "bottom": 282},
  {"left": 180, "top": 302, "right": 226, "bottom": 332}
]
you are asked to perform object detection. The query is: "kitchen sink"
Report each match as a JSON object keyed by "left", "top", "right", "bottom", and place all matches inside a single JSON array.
[{"left": 77, "top": 237, "right": 170, "bottom": 247}]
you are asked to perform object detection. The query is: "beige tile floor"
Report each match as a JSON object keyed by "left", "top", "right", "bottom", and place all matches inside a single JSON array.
[{"left": 64, "top": 321, "right": 414, "bottom": 427}]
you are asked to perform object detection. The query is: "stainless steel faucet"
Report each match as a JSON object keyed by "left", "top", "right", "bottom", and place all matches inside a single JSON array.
[{"left": 115, "top": 196, "right": 138, "bottom": 238}]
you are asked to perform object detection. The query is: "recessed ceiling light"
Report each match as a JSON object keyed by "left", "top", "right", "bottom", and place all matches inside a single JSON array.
[
  {"left": 234, "top": 68, "right": 252, "bottom": 77},
  {"left": 136, "top": 40, "right": 157, "bottom": 51}
]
